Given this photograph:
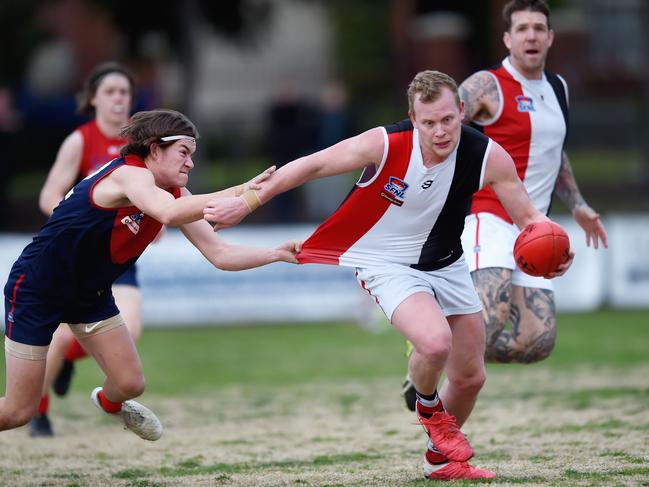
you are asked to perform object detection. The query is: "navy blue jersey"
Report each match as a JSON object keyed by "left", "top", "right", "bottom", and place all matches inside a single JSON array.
[{"left": 12, "top": 155, "right": 180, "bottom": 304}]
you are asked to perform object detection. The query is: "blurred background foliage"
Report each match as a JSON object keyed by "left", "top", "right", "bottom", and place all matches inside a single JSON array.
[{"left": 0, "top": 0, "right": 647, "bottom": 231}]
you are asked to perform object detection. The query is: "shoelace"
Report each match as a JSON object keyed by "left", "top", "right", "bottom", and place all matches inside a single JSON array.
[{"left": 419, "top": 413, "right": 462, "bottom": 441}]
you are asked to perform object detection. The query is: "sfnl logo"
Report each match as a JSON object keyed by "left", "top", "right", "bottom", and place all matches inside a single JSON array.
[{"left": 380, "top": 176, "right": 409, "bottom": 206}]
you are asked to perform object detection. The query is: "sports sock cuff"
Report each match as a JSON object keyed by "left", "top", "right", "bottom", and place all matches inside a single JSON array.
[
  {"left": 415, "top": 389, "right": 443, "bottom": 410},
  {"left": 415, "top": 389, "right": 439, "bottom": 402},
  {"left": 38, "top": 395, "right": 49, "bottom": 414},
  {"left": 416, "top": 392, "right": 444, "bottom": 419},
  {"left": 98, "top": 391, "right": 123, "bottom": 414}
]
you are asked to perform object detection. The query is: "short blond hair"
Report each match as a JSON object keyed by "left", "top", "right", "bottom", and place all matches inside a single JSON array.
[{"left": 407, "top": 70, "right": 460, "bottom": 113}]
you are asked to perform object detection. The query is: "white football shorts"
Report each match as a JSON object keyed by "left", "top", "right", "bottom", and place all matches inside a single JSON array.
[
  {"left": 461, "top": 212, "right": 554, "bottom": 291},
  {"left": 355, "top": 256, "right": 482, "bottom": 322}
]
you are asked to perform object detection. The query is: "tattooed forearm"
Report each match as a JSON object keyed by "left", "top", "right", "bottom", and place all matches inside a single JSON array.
[
  {"left": 554, "top": 151, "right": 586, "bottom": 211},
  {"left": 459, "top": 72, "right": 500, "bottom": 124}
]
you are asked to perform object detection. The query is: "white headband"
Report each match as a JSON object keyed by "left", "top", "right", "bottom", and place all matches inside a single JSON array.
[{"left": 160, "top": 135, "right": 196, "bottom": 143}]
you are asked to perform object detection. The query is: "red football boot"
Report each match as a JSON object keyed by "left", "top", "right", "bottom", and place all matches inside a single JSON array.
[
  {"left": 424, "top": 459, "right": 496, "bottom": 480},
  {"left": 418, "top": 411, "right": 473, "bottom": 462}
]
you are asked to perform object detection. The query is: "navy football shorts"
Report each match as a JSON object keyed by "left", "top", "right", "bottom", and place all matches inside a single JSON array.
[{"left": 3, "top": 269, "right": 119, "bottom": 347}]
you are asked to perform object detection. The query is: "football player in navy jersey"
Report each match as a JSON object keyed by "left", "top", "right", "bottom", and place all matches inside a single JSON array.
[
  {"left": 33, "top": 62, "right": 141, "bottom": 437},
  {"left": 2, "top": 109, "right": 300, "bottom": 441}
]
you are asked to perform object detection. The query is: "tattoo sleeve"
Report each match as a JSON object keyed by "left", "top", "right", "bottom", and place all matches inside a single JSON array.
[
  {"left": 459, "top": 72, "right": 500, "bottom": 124},
  {"left": 554, "top": 151, "right": 586, "bottom": 211}
]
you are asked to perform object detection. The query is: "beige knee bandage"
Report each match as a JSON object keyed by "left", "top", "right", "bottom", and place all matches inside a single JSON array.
[{"left": 4, "top": 337, "right": 49, "bottom": 361}]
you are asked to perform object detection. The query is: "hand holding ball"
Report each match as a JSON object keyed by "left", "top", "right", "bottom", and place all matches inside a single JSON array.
[{"left": 514, "top": 221, "right": 570, "bottom": 277}]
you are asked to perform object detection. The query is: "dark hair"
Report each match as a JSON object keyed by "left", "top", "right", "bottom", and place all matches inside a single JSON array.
[
  {"left": 76, "top": 62, "right": 136, "bottom": 116},
  {"left": 119, "top": 109, "right": 199, "bottom": 158},
  {"left": 502, "top": 0, "right": 551, "bottom": 32},
  {"left": 407, "top": 70, "right": 460, "bottom": 113}
]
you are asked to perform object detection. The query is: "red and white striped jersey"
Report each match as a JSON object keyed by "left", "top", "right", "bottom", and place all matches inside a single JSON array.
[
  {"left": 297, "top": 122, "right": 491, "bottom": 270},
  {"left": 469, "top": 57, "right": 569, "bottom": 223}
]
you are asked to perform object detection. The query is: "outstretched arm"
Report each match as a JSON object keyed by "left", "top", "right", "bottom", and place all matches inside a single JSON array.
[
  {"left": 554, "top": 151, "right": 608, "bottom": 249},
  {"left": 458, "top": 71, "right": 501, "bottom": 124},
  {"left": 203, "top": 127, "right": 385, "bottom": 228},
  {"left": 93, "top": 166, "right": 276, "bottom": 227},
  {"left": 180, "top": 217, "right": 301, "bottom": 271}
]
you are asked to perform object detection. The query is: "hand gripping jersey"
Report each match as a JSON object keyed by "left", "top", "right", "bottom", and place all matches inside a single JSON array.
[
  {"left": 11, "top": 156, "right": 180, "bottom": 303},
  {"left": 469, "top": 57, "right": 569, "bottom": 222},
  {"left": 297, "top": 121, "right": 491, "bottom": 270},
  {"left": 77, "top": 119, "right": 127, "bottom": 177}
]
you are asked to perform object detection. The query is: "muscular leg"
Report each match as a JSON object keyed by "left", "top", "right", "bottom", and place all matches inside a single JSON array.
[
  {"left": 471, "top": 267, "right": 512, "bottom": 355},
  {"left": 394, "top": 296, "right": 483, "bottom": 466},
  {"left": 78, "top": 324, "right": 145, "bottom": 402},
  {"left": 438, "top": 312, "right": 486, "bottom": 427},
  {"left": 391, "top": 292, "right": 452, "bottom": 396},
  {"left": 0, "top": 352, "right": 47, "bottom": 430},
  {"left": 41, "top": 285, "right": 142, "bottom": 398},
  {"left": 472, "top": 268, "right": 556, "bottom": 363},
  {"left": 506, "top": 285, "right": 556, "bottom": 362}
]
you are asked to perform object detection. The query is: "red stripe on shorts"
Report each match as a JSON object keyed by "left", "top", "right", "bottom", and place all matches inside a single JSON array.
[
  {"left": 474, "top": 214, "right": 481, "bottom": 270},
  {"left": 7, "top": 273, "right": 25, "bottom": 339},
  {"left": 356, "top": 271, "right": 379, "bottom": 305}
]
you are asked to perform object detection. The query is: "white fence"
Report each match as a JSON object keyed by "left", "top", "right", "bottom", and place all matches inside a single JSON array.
[{"left": 1, "top": 216, "right": 648, "bottom": 326}]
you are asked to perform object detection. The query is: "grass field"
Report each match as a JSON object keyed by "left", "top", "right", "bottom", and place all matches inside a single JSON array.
[{"left": 0, "top": 309, "right": 648, "bottom": 486}]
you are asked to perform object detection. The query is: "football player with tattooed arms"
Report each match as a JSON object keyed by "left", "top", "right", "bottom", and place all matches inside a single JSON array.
[
  {"left": 401, "top": 0, "right": 607, "bottom": 410},
  {"left": 460, "top": 0, "right": 606, "bottom": 363}
]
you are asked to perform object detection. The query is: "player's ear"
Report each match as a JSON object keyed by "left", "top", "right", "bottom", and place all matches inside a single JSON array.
[
  {"left": 503, "top": 31, "right": 511, "bottom": 50},
  {"left": 408, "top": 110, "right": 416, "bottom": 125},
  {"left": 547, "top": 28, "right": 554, "bottom": 48},
  {"left": 149, "top": 142, "right": 161, "bottom": 159}
]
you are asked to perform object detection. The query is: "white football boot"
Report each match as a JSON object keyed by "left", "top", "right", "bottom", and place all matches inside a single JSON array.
[{"left": 91, "top": 387, "right": 163, "bottom": 441}]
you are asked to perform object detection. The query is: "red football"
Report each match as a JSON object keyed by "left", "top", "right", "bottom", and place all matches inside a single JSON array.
[{"left": 514, "top": 221, "right": 571, "bottom": 277}]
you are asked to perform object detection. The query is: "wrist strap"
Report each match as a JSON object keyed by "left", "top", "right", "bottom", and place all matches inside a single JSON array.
[{"left": 242, "top": 190, "right": 262, "bottom": 212}]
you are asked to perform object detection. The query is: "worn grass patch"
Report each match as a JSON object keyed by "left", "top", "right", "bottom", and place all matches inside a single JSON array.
[{"left": 0, "top": 312, "right": 648, "bottom": 485}]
